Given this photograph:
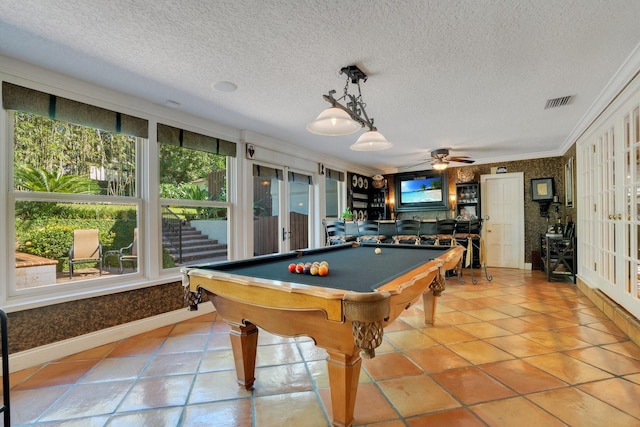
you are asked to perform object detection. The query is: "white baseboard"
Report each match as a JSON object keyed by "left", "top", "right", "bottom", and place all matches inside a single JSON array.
[{"left": 8, "top": 305, "right": 215, "bottom": 373}]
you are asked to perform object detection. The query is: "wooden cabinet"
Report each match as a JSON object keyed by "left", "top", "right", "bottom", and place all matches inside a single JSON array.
[
  {"left": 541, "top": 234, "right": 576, "bottom": 283},
  {"left": 456, "top": 182, "right": 480, "bottom": 219}
]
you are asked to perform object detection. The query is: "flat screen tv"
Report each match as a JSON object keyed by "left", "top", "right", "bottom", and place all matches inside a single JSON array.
[{"left": 395, "top": 171, "right": 448, "bottom": 211}]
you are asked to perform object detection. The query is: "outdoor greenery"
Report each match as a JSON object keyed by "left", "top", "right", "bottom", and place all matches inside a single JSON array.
[
  {"left": 12, "top": 112, "right": 225, "bottom": 274},
  {"left": 14, "top": 112, "right": 137, "bottom": 197}
]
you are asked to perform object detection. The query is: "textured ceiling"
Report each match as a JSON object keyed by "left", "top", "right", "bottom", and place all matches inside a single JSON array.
[{"left": 1, "top": 0, "right": 640, "bottom": 172}]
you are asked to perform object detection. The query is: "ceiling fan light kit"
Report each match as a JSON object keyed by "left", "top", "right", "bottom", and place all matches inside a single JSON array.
[
  {"left": 308, "top": 65, "right": 392, "bottom": 151},
  {"left": 428, "top": 148, "right": 476, "bottom": 171}
]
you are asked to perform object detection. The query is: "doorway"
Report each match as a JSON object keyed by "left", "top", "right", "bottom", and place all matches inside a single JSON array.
[
  {"left": 481, "top": 172, "right": 524, "bottom": 268},
  {"left": 251, "top": 163, "right": 312, "bottom": 256}
]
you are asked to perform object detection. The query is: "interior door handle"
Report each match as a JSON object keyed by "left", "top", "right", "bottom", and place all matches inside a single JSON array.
[{"left": 282, "top": 228, "right": 292, "bottom": 241}]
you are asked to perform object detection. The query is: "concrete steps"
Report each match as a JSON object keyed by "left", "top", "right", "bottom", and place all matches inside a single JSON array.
[{"left": 162, "top": 224, "right": 227, "bottom": 264}]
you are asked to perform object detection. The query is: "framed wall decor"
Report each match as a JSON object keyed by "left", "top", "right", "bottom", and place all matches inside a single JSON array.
[
  {"left": 531, "top": 177, "right": 554, "bottom": 201},
  {"left": 565, "top": 157, "right": 574, "bottom": 207}
]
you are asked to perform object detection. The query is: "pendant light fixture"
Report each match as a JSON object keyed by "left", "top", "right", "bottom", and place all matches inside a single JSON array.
[{"left": 307, "top": 65, "right": 392, "bottom": 151}]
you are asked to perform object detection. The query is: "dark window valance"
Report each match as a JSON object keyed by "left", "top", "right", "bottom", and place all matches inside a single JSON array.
[
  {"left": 326, "top": 168, "right": 345, "bottom": 181},
  {"left": 2, "top": 82, "right": 148, "bottom": 138},
  {"left": 253, "top": 164, "right": 283, "bottom": 180},
  {"left": 288, "top": 171, "right": 312, "bottom": 185},
  {"left": 157, "top": 123, "right": 236, "bottom": 157}
]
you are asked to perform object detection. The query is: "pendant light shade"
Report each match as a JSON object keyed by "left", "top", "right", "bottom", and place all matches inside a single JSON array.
[
  {"left": 349, "top": 130, "right": 392, "bottom": 151},
  {"left": 307, "top": 107, "right": 361, "bottom": 136}
]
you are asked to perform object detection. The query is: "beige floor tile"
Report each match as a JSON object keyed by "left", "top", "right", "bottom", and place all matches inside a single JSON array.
[
  {"left": 471, "top": 396, "right": 566, "bottom": 426},
  {"left": 13, "top": 360, "right": 97, "bottom": 390},
  {"left": 10, "top": 386, "right": 71, "bottom": 425},
  {"left": 565, "top": 346, "right": 640, "bottom": 376},
  {"left": 447, "top": 340, "right": 515, "bottom": 365},
  {"left": 480, "top": 359, "right": 567, "bottom": 393},
  {"left": 384, "top": 329, "right": 439, "bottom": 350},
  {"left": 404, "top": 345, "right": 472, "bottom": 373},
  {"left": 524, "top": 352, "right": 613, "bottom": 384},
  {"left": 578, "top": 378, "right": 640, "bottom": 419},
  {"left": 555, "top": 325, "right": 628, "bottom": 345},
  {"left": 252, "top": 362, "right": 314, "bottom": 396},
  {"left": 528, "top": 387, "right": 639, "bottom": 426},
  {"left": 362, "top": 352, "right": 423, "bottom": 380},
  {"left": 182, "top": 399, "right": 253, "bottom": 427},
  {"left": 436, "top": 311, "right": 486, "bottom": 325},
  {"left": 117, "top": 375, "right": 194, "bottom": 411},
  {"left": 407, "top": 407, "right": 486, "bottom": 426},
  {"left": 188, "top": 370, "right": 252, "bottom": 404},
  {"left": 485, "top": 334, "right": 555, "bottom": 357},
  {"left": 488, "top": 317, "right": 547, "bottom": 334},
  {"left": 158, "top": 333, "right": 209, "bottom": 354},
  {"left": 421, "top": 325, "right": 477, "bottom": 344},
  {"left": 40, "top": 380, "right": 133, "bottom": 421},
  {"left": 108, "top": 407, "right": 183, "bottom": 426},
  {"left": 377, "top": 375, "right": 460, "bottom": 417},
  {"left": 602, "top": 340, "right": 640, "bottom": 360},
  {"left": 256, "top": 342, "right": 304, "bottom": 366},
  {"left": 80, "top": 356, "right": 148, "bottom": 382},
  {"left": 108, "top": 336, "right": 165, "bottom": 357},
  {"left": 142, "top": 352, "right": 202, "bottom": 377},
  {"left": 520, "top": 330, "right": 591, "bottom": 351},
  {"left": 254, "top": 391, "right": 327, "bottom": 426},
  {"left": 431, "top": 366, "right": 516, "bottom": 404},
  {"left": 462, "top": 307, "right": 513, "bottom": 321},
  {"left": 456, "top": 321, "right": 513, "bottom": 339}
]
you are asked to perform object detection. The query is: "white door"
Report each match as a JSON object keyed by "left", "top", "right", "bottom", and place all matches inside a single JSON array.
[{"left": 481, "top": 172, "right": 524, "bottom": 268}]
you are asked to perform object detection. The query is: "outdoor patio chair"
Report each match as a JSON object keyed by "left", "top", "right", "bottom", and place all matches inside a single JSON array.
[
  {"left": 119, "top": 228, "right": 138, "bottom": 273},
  {"left": 68, "top": 229, "right": 102, "bottom": 278}
]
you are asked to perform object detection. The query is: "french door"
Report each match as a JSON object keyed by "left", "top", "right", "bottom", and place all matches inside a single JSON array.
[
  {"left": 578, "top": 81, "right": 640, "bottom": 319},
  {"left": 251, "top": 163, "right": 312, "bottom": 256}
]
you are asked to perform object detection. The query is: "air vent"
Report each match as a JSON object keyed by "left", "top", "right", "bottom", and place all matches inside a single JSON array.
[{"left": 544, "top": 95, "right": 573, "bottom": 109}]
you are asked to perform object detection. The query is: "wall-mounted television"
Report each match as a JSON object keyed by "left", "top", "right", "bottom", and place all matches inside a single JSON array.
[{"left": 395, "top": 171, "right": 448, "bottom": 211}]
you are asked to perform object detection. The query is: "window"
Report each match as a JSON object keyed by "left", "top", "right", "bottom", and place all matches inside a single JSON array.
[
  {"left": 12, "top": 111, "right": 142, "bottom": 291},
  {"left": 157, "top": 124, "right": 235, "bottom": 269},
  {"left": 325, "top": 168, "right": 344, "bottom": 218}
]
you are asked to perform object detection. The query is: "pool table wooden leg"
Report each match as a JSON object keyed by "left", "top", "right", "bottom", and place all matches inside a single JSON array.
[
  {"left": 423, "top": 273, "right": 446, "bottom": 325},
  {"left": 228, "top": 322, "right": 259, "bottom": 390},
  {"left": 326, "top": 349, "right": 362, "bottom": 427}
]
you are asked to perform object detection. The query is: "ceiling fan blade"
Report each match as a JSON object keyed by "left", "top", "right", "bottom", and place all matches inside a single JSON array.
[{"left": 450, "top": 158, "right": 476, "bottom": 164}]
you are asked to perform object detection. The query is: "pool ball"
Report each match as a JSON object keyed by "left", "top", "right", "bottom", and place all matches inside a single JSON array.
[
  {"left": 375, "top": 248, "right": 382, "bottom": 254},
  {"left": 288, "top": 263, "right": 296, "bottom": 273}
]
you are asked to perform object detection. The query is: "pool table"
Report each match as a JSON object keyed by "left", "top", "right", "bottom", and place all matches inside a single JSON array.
[{"left": 182, "top": 243, "right": 463, "bottom": 427}]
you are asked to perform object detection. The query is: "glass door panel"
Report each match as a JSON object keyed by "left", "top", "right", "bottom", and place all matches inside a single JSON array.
[
  {"left": 287, "top": 171, "right": 311, "bottom": 251},
  {"left": 252, "top": 165, "right": 282, "bottom": 256}
]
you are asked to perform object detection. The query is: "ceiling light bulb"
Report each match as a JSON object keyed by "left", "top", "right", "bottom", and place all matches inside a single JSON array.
[
  {"left": 307, "top": 107, "right": 362, "bottom": 135},
  {"left": 349, "top": 130, "right": 393, "bottom": 151},
  {"left": 432, "top": 160, "right": 449, "bottom": 171}
]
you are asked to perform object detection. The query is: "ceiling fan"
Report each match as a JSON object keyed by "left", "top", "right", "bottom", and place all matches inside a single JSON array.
[
  {"left": 430, "top": 148, "right": 476, "bottom": 170},
  {"left": 402, "top": 148, "right": 476, "bottom": 171}
]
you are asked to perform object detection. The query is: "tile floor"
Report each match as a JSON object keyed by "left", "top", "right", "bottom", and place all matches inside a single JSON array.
[{"left": 4, "top": 268, "right": 640, "bottom": 426}]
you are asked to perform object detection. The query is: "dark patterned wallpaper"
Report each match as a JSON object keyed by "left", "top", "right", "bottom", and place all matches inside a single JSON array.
[{"left": 7, "top": 281, "right": 187, "bottom": 353}]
